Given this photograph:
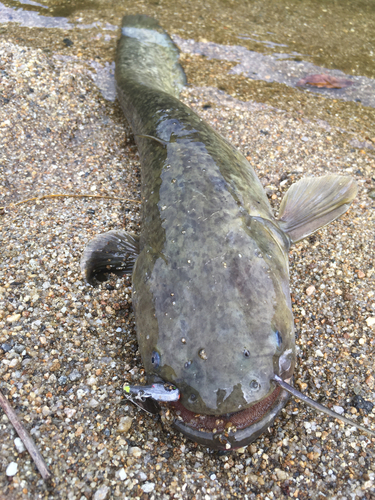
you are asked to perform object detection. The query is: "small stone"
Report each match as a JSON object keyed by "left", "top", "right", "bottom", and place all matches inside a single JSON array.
[
  {"left": 87, "top": 376, "right": 97, "bottom": 386},
  {"left": 7, "top": 313, "right": 21, "bottom": 323},
  {"left": 297, "top": 381, "right": 308, "bottom": 391},
  {"left": 365, "top": 375, "right": 374, "bottom": 389},
  {"left": 117, "top": 416, "right": 132, "bottom": 434},
  {"left": 365, "top": 317, "right": 375, "bottom": 328},
  {"left": 129, "top": 446, "right": 142, "bottom": 458},
  {"left": 118, "top": 468, "right": 127, "bottom": 481},
  {"left": 1, "top": 343, "right": 12, "bottom": 353},
  {"left": 47, "top": 373, "right": 57, "bottom": 384},
  {"left": 42, "top": 406, "right": 50, "bottom": 416},
  {"left": 316, "top": 349, "right": 324, "bottom": 357},
  {"left": 51, "top": 360, "right": 61, "bottom": 372},
  {"left": 351, "top": 395, "right": 374, "bottom": 414},
  {"left": 64, "top": 408, "right": 76, "bottom": 418},
  {"left": 88, "top": 398, "right": 99, "bottom": 408},
  {"left": 69, "top": 369, "right": 81, "bottom": 381},
  {"left": 198, "top": 348, "right": 207, "bottom": 360},
  {"left": 63, "top": 38, "right": 74, "bottom": 47},
  {"left": 93, "top": 485, "right": 110, "bottom": 500},
  {"left": 6, "top": 461, "right": 18, "bottom": 476},
  {"left": 14, "top": 438, "right": 25, "bottom": 453},
  {"left": 306, "top": 285, "right": 316, "bottom": 296},
  {"left": 333, "top": 405, "right": 344, "bottom": 415},
  {"left": 76, "top": 389, "right": 86, "bottom": 399},
  {"left": 13, "top": 344, "right": 25, "bottom": 354},
  {"left": 357, "top": 270, "right": 365, "bottom": 278},
  {"left": 141, "top": 483, "right": 155, "bottom": 493},
  {"left": 275, "top": 468, "right": 288, "bottom": 481},
  {"left": 58, "top": 375, "right": 67, "bottom": 385}
]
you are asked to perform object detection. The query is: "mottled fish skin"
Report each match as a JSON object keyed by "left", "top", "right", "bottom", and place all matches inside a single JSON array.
[
  {"left": 116, "top": 15, "right": 294, "bottom": 416},
  {"left": 82, "top": 15, "right": 359, "bottom": 449}
]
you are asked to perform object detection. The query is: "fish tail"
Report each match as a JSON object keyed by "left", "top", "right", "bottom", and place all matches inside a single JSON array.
[{"left": 116, "top": 14, "right": 187, "bottom": 99}]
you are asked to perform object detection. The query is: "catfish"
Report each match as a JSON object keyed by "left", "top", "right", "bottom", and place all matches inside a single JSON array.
[{"left": 81, "top": 15, "right": 374, "bottom": 450}]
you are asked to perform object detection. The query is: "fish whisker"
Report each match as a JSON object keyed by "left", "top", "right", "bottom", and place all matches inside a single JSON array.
[{"left": 273, "top": 374, "right": 375, "bottom": 438}]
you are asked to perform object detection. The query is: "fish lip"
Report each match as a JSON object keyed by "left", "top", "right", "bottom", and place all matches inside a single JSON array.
[{"left": 171, "top": 387, "right": 290, "bottom": 450}]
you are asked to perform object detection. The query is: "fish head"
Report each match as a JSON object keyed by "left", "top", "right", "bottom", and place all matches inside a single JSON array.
[{"left": 132, "top": 216, "right": 295, "bottom": 449}]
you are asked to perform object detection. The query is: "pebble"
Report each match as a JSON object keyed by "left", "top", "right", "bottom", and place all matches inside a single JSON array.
[
  {"left": 141, "top": 482, "right": 155, "bottom": 493},
  {"left": 117, "top": 416, "right": 132, "bottom": 433},
  {"left": 87, "top": 376, "right": 98, "bottom": 386},
  {"left": 69, "top": 369, "right": 82, "bottom": 381},
  {"left": 1, "top": 343, "right": 12, "bottom": 353},
  {"left": 64, "top": 408, "right": 76, "bottom": 418},
  {"left": 129, "top": 446, "right": 142, "bottom": 458},
  {"left": 7, "top": 314, "right": 21, "bottom": 323},
  {"left": 117, "top": 468, "right": 127, "bottom": 481},
  {"left": 275, "top": 468, "right": 289, "bottom": 481},
  {"left": 333, "top": 405, "right": 345, "bottom": 415},
  {"left": 306, "top": 285, "right": 316, "bottom": 296},
  {"left": 58, "top": 375, "right": 68, "bottom": 385},
  {"left": 14, "top": 438, "right": 25, "bottom": 453},
  {"left": 6, "top": 462, "right": 18, "bottom": 477},
  {"left": 138, "top": 471, "right": 147, "bottom": 481},
  {"left": 93, "top": 485, "right": 110, "bottom": 500}
]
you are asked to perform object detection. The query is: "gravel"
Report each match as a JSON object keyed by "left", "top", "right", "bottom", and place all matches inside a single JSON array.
[{"left": 0, "top": 34, "right": 374, "bottom": 499}]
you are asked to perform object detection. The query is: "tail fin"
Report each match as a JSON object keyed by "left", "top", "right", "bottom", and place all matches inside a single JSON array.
[{"left": 116, "top": 14, "right": 186, "bottom": 98}]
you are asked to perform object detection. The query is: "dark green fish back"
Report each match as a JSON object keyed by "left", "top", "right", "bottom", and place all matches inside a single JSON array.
[
  {"left": 115, "top": 15, "right": 293, "bottom": 415},
  {"left": 116, "top": 14, "right": 186, "bottom": 100}
]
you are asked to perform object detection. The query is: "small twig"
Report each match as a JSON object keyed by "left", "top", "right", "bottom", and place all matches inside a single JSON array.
[
  {"left": 0, "top": 389, "right": 52, "bottom": 481},
  {"left": 0, "top": 193, "right": 141, "bottom": 211}
]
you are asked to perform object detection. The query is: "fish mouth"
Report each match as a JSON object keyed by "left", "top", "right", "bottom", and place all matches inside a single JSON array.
[{"left": 170, "top": 385, "right": 290, "bottom": 450}]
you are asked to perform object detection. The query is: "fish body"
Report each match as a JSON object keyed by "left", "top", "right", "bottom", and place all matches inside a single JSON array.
[{"left": 82, "top": 15, "right": 360, "bottom": 449}]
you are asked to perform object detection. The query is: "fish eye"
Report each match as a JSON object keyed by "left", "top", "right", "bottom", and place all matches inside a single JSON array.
[
  {"left": 243, "top": 349, "right": 251, "bottom": 358},
  {"left": 151, "top": 351, "right": 160, "bottom": 368},
  {"left": 188, "top": 393, "right": 197, "bottom": 404},
  {"left": 275, "top": 330, "right": 282, "bottom": 347},
  {"left": 249, "top": 379, "right": 260, "bottom": 391}
]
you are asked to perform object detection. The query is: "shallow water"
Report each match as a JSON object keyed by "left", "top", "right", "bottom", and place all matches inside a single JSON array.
[{"left": 1, "top": 0, "right": 374, "bottom": 148}]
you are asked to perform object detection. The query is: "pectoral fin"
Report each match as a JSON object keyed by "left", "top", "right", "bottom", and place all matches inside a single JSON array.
[
  {"left": 81, "top": 230, "right": 140, "bottom": 285},
  {"left": 277, "top": 174, "right": 357, "bottom": 243}
]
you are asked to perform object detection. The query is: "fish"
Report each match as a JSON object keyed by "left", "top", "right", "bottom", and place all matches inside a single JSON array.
[{"left": 81, "top": 14, "right": 374, "bottom": 450}]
